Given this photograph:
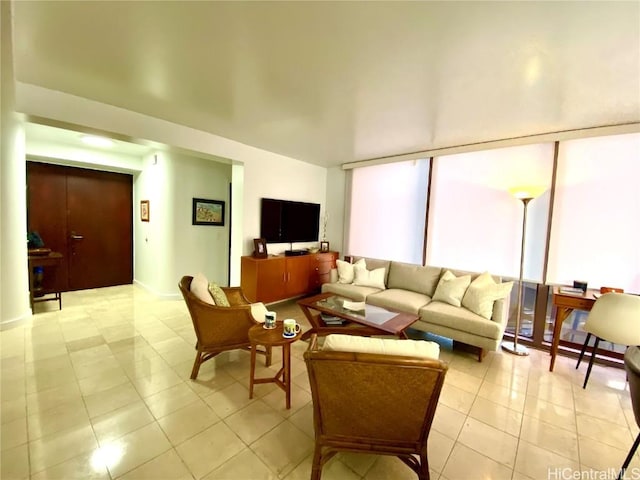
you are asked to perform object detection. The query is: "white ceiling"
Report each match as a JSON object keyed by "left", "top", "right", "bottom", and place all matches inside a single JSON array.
[{"left": 13, "top": 1, "right": 640, "bottom": 167}]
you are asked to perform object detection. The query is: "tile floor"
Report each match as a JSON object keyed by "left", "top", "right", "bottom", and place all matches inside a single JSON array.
[{"left": 1, "top": 284, "right": 638, "bottom": 480}]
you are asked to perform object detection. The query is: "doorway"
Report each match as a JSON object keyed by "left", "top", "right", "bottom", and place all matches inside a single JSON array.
[{"left": 27, "top": 161, "right": 133, "bottom": 293}]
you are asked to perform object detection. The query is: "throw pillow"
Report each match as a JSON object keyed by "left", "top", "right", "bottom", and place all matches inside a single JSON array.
[
  {"left": 336, "top": 258, "right": 366, "bottom": 284},
  {"left": 250, "top": 302, "right": 268, "bottom": 323},
  {"left": 208, "top": 282, "right": 230, "bottom": 307},
  {"left": 190, "top": 272, "right": 215, "bottom": 305},
  {"left": 462, "top": 272, "right": 513, "bottom": 320},
  {"left": 353, "top": 263, "right": 386, "bottom": 290},
  {"left": 432, "top": 270, "right": 471, "bottom": 307}
]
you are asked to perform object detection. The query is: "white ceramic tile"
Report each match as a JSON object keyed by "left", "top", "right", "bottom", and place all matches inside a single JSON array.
[
  {"left": 520, "top": 415, "right": 580, "bottom": 461},
  {"left": 514, "top": 440, "right": 580, "bottom": 479},
  {"left": 203, "top": 381, "right": 256, "bottom": 419},
  {"left": 224, "top": 400, "right": 284, "bottom": 444},
  {"left": 250, "top": 421, "right": 314, "bottom": 477},
  {"left": 118, "top": 449, "right": 193, "bottom": 480},
  {"left": 27, "top": 398, "right": 90, "bottom": 441},
  {"left": 157, "top": 399, "right": 220, "bottom": 445},
  {"left": 29, "top": 423, "right": 98, "bottom": 474},
  {"left": 457, "top": 417, "right": 518, "bottom": 467},
  {"left": 523, "top": 394, "right": 576, "bottom": 432},
  {"left": 442, "top": 442, "right": 513, "bottom": 480},
  {"left": 143, "top": 382, "right": 200, "bottom": 419},
  {"left": 175, "top": 422, "right": 246, "bottom": 479},
  {"left": 203, "top": 448, "right": 277, "bottom": 480},
  {"left": 91, "top": 400, "right": 155, "bottom": 445},
  {"left": 99, "top": 422, "right": 171, "bottom": 478},
  {"left": 468, "top": 395, "right": 523, "bottom": 437}
]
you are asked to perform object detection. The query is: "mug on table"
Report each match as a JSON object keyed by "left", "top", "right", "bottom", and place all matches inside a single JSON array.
[{"left": 283, "top": 319, "right": 301, "bottom": 337}]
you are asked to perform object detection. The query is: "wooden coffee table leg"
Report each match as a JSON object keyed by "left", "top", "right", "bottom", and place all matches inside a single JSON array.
[
  {"left": 249, "top": 342, "right": 257, "bottom": 399},
  {"left": 283, "top": 343, "right": 291, "bottom": 409}
]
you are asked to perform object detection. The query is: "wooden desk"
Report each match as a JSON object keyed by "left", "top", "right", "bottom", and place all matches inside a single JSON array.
[
  {"left": 550, "top": 287, "right": 596, "bottom": 371},
  {"left": 28, "top": 252, "right": 64, "bottom": 311}
]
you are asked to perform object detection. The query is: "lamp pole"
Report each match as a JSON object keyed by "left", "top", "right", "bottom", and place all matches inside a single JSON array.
[{"left": 502, "top": 196, "right": 532, "bottom": 356}]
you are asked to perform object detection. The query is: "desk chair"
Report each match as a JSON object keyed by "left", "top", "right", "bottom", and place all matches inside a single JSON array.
[{"left": 575, "top": 293, "right": 640, "bottom": 389}]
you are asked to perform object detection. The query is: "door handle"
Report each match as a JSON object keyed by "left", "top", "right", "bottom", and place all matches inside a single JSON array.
[{"left": 70, "top": 233, "right": 84, "bottom": 240}]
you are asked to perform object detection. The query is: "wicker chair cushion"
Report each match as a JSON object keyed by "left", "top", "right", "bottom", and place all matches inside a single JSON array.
[
  {"left": 323, "top": 334, "right": 439, "bottom": 360},
  {"left": 190, "top": 272, "right": 215, "bottom": 305},
  {"left": 250, "top": 302, "right": 267, "bottom": 323},
  {"left": 208, "top": 283, "right": 230, "bottom": 306}
]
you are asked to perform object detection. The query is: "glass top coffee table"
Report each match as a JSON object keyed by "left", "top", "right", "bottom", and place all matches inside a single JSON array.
[{"left": 297, "top": 292, "right": 418, "bottom": 341}]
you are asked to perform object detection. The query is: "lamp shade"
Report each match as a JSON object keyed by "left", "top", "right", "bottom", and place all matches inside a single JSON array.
[{"left": 508, "top": 185, "right": 546, "bottom": 200}]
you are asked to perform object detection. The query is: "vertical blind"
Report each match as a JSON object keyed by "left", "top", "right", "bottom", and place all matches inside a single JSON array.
[
  {"left": 348, "top": 159, "right": 429, "bottom": 264},
  {"left": 547, "top": 133, "right": 640, "bottom": 293}
]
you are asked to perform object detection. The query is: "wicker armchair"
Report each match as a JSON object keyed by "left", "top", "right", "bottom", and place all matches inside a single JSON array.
[
  {"left": 303, "top": 336, "right": 448, "bottom": 480},
  {"left": 179, "top": 276, "right": 271, "bottom": 379}
]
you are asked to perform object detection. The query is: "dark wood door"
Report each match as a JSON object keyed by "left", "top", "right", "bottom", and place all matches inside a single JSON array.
[{"left": 27, "top": 162, "right": 133, "bottom": 292}]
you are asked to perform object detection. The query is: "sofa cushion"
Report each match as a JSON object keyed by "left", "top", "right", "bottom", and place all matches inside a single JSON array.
[
  {"left": 353, "top": 264, "right": 386, "bottom": 290},
  {"left": 208, "top": 283, "right": 230, "bottom": 307},
  {"left": 321, "top": 282, "right": 382, "bottom": 301},
  {"left": 353, "top": 257, "right": 391, "bottom": 285},
  {"left": 336, "top": 258, "right": 365, "bottom": 284},
  {"left": 367, "top": 289, "right": 431, "bottom": 315},
  {"left": 462, "top": 272, "right": 513, "bottom": 320},
  {"left": 190, "top": 273, "right": 215, "bottom": 305},
  {"left": 432, "top": 270, "right": 471, "bottom": 307},
  {"left": 323, "top": 334, "right": 440, "bottom": 360},
  {"left": 387, "top": 262, "right": 442, "bottom": 296},
  {"left": 419, "top": 301, "right": 503, "bottom": 340}
]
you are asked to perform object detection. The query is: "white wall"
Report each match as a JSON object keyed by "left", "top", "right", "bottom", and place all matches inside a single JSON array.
[
  {"left": 27, "top": 140, "right": 143, "bottom": 173},
  {"left": 1, "top": 1, "right": 30, "bottom": 324},
  {"left": 134, "top": 151, "right": 232, "bottom": 295},
  {"left": 242, "top": 155, "right": 327, "bottom": 256}
]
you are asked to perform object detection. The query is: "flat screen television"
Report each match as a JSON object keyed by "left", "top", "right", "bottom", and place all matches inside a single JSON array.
[{"left": 260, "top": 198, "right": 321, "bottom": 243}]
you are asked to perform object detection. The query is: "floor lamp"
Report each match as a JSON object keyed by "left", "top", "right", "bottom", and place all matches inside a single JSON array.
[{"left": 502, "top": 187, "right": 543, "bottom": 356}]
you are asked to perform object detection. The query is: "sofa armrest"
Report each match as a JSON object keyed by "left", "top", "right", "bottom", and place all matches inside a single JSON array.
[
  {"left": 492, "top": 294, "right": 511, "bottom": 329},
  {"left": 329, "top": 268, "right": 338, "bottom": 283}
]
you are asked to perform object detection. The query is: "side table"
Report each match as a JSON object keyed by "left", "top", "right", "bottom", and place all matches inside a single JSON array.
[
  {"left": 248, "top": 321, "right": 302, "bottom": 409},
  {"left": 28, "top": 252, "right": 64, "bottom": 311}
]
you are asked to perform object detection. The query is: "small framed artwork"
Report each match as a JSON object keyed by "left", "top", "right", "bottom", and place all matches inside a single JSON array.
[
  {"left": 192, "top": 198, "right": 225, "bottom": 226},
  {"left": 140, "top": 200, "right": 150, "bottom": 222},
  {"left": 320, "top": 241, "right": 330, "bottom": 252},
  {"left": 253, "top": 238, "right": 268, "bottom": 258}
]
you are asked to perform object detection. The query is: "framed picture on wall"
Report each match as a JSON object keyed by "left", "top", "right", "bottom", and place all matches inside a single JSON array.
[
  {"left": 320, "top": 241, "right": 330, "bottom": 252},
  {"left": 140, "top": 200, "right": 150, "bottom": 222},
  {"left": 192, "top": 198, "right": 225, "bottom": 226}
]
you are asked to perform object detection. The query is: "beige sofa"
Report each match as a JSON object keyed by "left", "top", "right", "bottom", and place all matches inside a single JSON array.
[{"left": 321, "top": 257, "right": 511, "bottom": 361}]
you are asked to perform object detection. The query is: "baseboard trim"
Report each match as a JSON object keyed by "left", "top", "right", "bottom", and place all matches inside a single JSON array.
[
  {"left": 0, "top": 309, "right": 33, "bottom": 329},
  {"left": 133, "top": 279, "right": 181, "bottom": 300}
]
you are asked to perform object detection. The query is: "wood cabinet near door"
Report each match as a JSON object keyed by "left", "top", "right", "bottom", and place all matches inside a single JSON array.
[{"left": 27, "top": 161, "right": 133, "bottom": 293}]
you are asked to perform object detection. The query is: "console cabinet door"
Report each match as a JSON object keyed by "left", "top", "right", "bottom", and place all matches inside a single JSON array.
[
  {"left": 241, "top": 256, "right": 286, "bottom": 303},
  {"left": 285, "top": 256, "right": 310, "bottom": 297}
]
